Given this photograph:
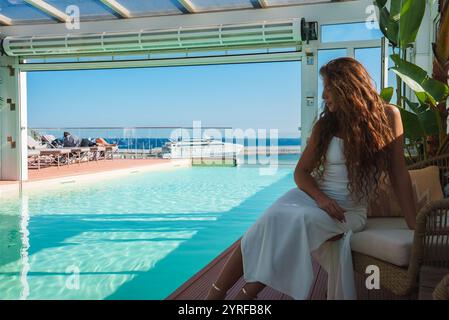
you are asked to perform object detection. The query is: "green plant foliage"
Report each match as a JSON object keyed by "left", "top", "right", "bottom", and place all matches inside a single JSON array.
[
  {"left": 380, "top": 86, "right": 394, "bottom": 103},
  {"left": 375, "top": 0, "right": 426, "bottom": 48},
  {"left": 390, "top": 54, "right": 449, "bottom": 105}
]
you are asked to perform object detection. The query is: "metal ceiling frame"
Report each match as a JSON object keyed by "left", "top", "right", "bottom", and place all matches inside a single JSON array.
[
  {"left": 0, "top": 0, "right": 369, "bottom": 37},
  {"left": 177, "top": 0, "right": 197, "bottom": 13},
  {"left": 23, "top": 0, "right": 70, "bottom": 23},
  {"left": 0, "top": 14, "right": 12, "bottom": 26},
  {"left": 258, "top": 0, "right": 269, "bottom": 8},
  {"left": 99, "top": 0, "right": 132, "bottom": 18}
]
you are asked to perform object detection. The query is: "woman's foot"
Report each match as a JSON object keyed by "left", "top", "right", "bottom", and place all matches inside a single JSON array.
[
  {"left": 234, "top": 287, "right": 258, "bottom": 300},
  {"left": 205, "top": 282, "right": 227, "bottom": 300}
]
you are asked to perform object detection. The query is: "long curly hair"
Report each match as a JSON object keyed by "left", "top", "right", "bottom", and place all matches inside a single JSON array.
[{"left": 313, "top": 57, "right": 394, "bottom": 204}]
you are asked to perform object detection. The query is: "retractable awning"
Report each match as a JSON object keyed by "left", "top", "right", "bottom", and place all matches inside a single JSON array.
[{"left": 3, "top": 19, "right": 301, "bottom": 57}]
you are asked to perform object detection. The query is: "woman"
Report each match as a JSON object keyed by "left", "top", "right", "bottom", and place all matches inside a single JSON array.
[{"left": 205, "top": 57, "right": 417, "bottom": 300}]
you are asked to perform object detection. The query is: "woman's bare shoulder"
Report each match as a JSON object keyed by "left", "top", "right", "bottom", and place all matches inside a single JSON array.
[
  {"left": 384, "top": 104, "right": 400, "bottom": 118},
  {"left": 384, "top": 104, "right": 401, "bottom": 124},
  {"left": 384, "top": 104, "right": 403, "bottom": 138}
]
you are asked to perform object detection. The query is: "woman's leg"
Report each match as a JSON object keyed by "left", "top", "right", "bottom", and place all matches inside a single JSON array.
[
  {"left": 96, "top": 137, "right": 117, "bottom": 147},
  {"left": 205, "top": 240, "right": 244, "bottom": 299},
  {"left": 205, "top": 240, "right": 266, "bottom": 300}
]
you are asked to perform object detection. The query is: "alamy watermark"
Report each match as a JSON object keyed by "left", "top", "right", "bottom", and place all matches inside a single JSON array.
[
  {"left": 168, "top": 121, "right": 280, "bottom": 175},
  {"left": 365, "top": 265, "right": 380, "bottom": 290},
  {"left": 65, "top": 5, "right": 80, "bottom": 30},
  {"left": 365, "top": 4, "right": 380, "bottom": 30},
  {"left": 65, "top": 265, "right": 80, "bottom": 290}
]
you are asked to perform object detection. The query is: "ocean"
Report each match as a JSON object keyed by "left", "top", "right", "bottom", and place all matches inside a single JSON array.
[{"left": 104, "top": 137, "right": 301, "bottom": 150}]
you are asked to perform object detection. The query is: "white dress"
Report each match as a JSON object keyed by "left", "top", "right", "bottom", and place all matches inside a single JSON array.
[{"left": 241, "top": 136, "right": 368, "bottom": 300}]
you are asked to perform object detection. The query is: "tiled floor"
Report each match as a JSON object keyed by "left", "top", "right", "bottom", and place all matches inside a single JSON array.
[{"left": 0, "top": 159, "right": 170, "bottom": 185}]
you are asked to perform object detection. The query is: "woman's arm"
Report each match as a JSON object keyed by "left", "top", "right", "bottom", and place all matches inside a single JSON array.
[
  {"left": 385, "top": 105, "right": 417, "bottom": 230},
  {"left": 294, "top": 124, "right": 346, "bottom": 222}
]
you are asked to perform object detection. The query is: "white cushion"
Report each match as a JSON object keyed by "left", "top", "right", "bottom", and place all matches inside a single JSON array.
[{"left": 351, "top": 217, "right": 413, "bottom": 267}]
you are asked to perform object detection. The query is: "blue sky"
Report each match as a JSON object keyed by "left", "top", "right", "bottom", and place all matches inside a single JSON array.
[
  {"left": 27, "top": 61, "right": 302, "bottom": 137},
  {"left": 27, "top": 22, "right": 383, "bottom": 139}
]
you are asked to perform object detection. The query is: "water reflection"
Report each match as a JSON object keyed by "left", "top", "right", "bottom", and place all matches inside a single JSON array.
[
  {"left": 19, "top": 196, "right": 30, "bottom": 300},
  {"left": 0, "top": 167, "right": 294, "bottom": 299}
]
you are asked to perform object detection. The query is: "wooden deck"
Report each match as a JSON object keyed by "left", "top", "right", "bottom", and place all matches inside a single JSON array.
[{"left": 166, "top": 239, "right": 417, "bottom": 300}]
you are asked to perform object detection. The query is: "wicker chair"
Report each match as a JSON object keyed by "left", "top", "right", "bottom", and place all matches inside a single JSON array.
[
  {"left": 353, "top": 154, "right": 449, "bottom": 297},
  {"left": 433, "top": 274, "right": 449, "bottom": 300}
]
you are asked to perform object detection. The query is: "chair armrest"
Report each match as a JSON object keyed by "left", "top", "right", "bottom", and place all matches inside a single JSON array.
[
  {"left": 433, "top": 273, "right": 449, "bottom": 300},
  {"left": 415, "top": 199, "right": 449, "bottom": 235},
  {"left": 407, "top": 154, "right": 449, "bottom": 171},
  {"left": 407, "top": 199, "right": 449, "bottom": 284}
]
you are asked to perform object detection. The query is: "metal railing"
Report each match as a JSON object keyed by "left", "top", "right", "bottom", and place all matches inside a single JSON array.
[
  {"left": 29, "top": 126, "right": 301, "bottom": 164},
  {"left": 29, "top": 126, "right": 233, "bottom": 159}
]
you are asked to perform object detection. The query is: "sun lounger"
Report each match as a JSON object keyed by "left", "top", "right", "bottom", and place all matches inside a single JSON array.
[
  {"left": 28, "top": 136, "right": 52, "bottom": 169},
  {"left": 89, "top": 146, "right": 106, "bottom": 161},
  {"left": 104, "top": 145, "right": 119, "bottom": 160},
  {"left": 29, "top": 134, "right": 119, "bottom": 166},
  {"left": 39, "top": 148, "right": 72, "bottom": 167},
  {"left": 27, "top": 149, "right": 41, "bottom": 170},
  {"left": 70, "top": 147, "right": 91, "bottom": 164},
  {"left": 27, "top": 135, "right": 47, "bottom": 150},
  {"left": 41, "top": 134, "right": 56, "bottom": 146}
]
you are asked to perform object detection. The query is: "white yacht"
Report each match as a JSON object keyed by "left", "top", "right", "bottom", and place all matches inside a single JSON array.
[{"left": 162, "top": 137, "right": 244, "bottom": 159}]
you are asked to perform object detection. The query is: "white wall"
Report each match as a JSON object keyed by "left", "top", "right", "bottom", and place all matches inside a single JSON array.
[{"left": 0, "top": 56, "right": 27, "bottom": 181}]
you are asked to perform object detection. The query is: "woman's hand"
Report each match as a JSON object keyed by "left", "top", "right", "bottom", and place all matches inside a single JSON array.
[{"left": 316, "top": 195, "right": 346, "bottom": 223}]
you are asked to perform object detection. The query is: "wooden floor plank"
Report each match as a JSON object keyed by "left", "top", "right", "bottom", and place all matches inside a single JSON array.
[
  {"left": 309, "top": 267, "right": 328, "bottom": 300},
  {"left": 166, "top": 239, "right": 416, "bottom": 300}
]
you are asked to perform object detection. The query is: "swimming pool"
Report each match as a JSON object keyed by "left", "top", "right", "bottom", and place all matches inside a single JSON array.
[{"left": 0, "top": 165, "right": 296, "bottom": 299}]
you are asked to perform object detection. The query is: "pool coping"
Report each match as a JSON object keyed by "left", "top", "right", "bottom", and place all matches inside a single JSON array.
[{"left": 0, "top": 159, "right": 191, "bottom": 198}]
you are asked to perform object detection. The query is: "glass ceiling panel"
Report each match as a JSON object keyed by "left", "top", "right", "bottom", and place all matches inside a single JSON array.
[
  {"left": 192, "top": 0, "right": 255, "bottom": 12},
  {"left": 116, "top": 0, "right": 184, "bottom": 17},
  {"left": 0, "top": 0, "right": 56, "bottom": 24},
  {"left": 0, "top": 0, "right": 354, "bottom": 26},
  {"left": 265, "top": 0, "right": 332, "bottom": 5},
  {"left": 46, "top": 0, "right": 117, "bottom": 20}
]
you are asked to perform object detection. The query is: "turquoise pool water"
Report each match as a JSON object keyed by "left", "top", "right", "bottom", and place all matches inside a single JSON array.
[{"left": 0, "top": 165, "right": 296, "bottom": 300}]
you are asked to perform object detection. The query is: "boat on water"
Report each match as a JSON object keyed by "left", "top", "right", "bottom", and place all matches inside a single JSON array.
[{"left": 162, "top": 137, "right": 244, "bottom": 159}]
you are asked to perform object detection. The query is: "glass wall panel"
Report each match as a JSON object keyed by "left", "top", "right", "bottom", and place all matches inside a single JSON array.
[{"left": 321, "top": 22, "right": 383, "bottom": 43}]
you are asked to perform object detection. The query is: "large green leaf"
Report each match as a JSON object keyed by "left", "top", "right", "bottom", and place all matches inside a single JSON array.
[
  {"left": 403, "top": 96, "right": 427, "bottom": 113},
  {"left": 398, "top": 0, "right": 426, "bottom": 48},
  {"left": 396, "top": 105, "right": 426, "bottom": 140},
  {"left": 416, "top": 109, "right": 440, "bottom": 136},
  {"left": 380, "top": 87, "right": 394, "bottom": 103},
  {"left": 390, "top": 54, "right": 449, "bottom": 105},
  {"left": 401, "top": 98, "right": 440, "bottom": 137},
  {"left": 374, "top": 0, "right": 387, "bottom": 8},
  {"left": 390, "top": 0, "right": 402, "bottom": 24},
  {"left": 375, "top": 0, "right": 426, "bottom": 48},
  {"left": 376, "top": 4, "right": 399, "bottom": 46}
]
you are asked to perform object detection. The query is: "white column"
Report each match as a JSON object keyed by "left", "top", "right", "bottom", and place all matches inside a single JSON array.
[
  {"left": 19, "top": 72, "right": 28, "bottom": 181},
  {"left": 0, "top": 56, "right": 28, "bottom": 181},
  {"left": 413, "top": 0, "right": 433, "bottom": 74},
  {"left": 300, "top": 44, "right": 318, "bottom": 147}
]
